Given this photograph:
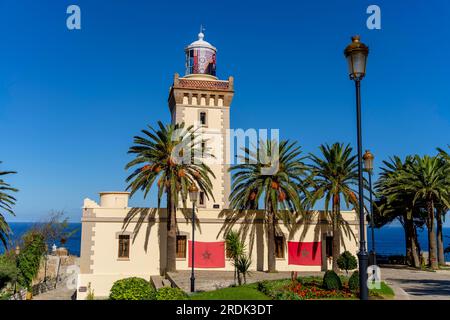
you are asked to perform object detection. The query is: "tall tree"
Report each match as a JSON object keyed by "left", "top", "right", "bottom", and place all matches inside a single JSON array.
[
  {"left": 394, "top": 155, "right": 450, "bottom": 269},
  {"left": 437, "top": 147, "right": 450, "bottom": 266},
  {"left": 308, "top": 143, "right": 359, "bottom": 272},
  {"left": 229, "top": 139, "right": 308, "bottom": 272},
  {"left": 374, "top": 156, "right": 424, "bottom": 268},
  {"left": 125, "top": 121, "right": 215, "bottom": 273},
  {"left": 0, "top": 162, "right": 18, "bottom": 249}
]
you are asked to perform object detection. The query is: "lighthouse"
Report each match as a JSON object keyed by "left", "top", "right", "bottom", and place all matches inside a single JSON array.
[{"left": 168, "top": 29, "right": 234, "bottom": 209}]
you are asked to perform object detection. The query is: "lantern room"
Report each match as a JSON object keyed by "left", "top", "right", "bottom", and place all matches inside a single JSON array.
[{"left": 185, "top": 30, "right": 217, "bottom": 78}]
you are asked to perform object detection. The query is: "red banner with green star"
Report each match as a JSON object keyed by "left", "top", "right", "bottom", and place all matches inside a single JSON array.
[
  {"left": 288, "top": 241, "right": 322, "bottom": 266},
  {"left": 188, "top": 241, "right": 225, "bottom": 268}
]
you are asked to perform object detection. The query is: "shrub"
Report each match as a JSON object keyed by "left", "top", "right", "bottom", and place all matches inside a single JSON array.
[
  {"left": 322, "top": 270, "right": 342, "bottom": 290},
  {"left": 337, "top": 251, "right": 358, "bottom": 275},
  {"left": 348, "top": 271, "right": 359, "bottom": 292},
  {"left": 109, "top": 277, "right": 156, "bottom": 300},
  {"left": 0, "top": 254, "right": 18, "bottom": 290},
  {"left": 156, "top": 287, "right": 188, "bottom": 300},
  {"left": 17, "top": 231, "right": 47, "bottom": 290}
]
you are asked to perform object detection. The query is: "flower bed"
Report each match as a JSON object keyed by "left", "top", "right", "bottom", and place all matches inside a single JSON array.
[
  {"left": 287, "top": 279, "right": 355, "bottom": 300},
  {"left": 257, "top": 277, "right": 356, "bottom": 300}
]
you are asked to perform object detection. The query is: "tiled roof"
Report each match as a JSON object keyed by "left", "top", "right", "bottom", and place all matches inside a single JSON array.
[{"left": 177, "top": 79, "right": 230, "bottom": 91}]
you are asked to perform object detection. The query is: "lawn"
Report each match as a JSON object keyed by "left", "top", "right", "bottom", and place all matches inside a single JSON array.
[
  {"left": 191, "top": 284, "right": 271, "bottom": 300},
  {"left": 191, "top": 276, "right": 395, "bottom": 300},
  {"left": 369, "top": 281, "right": 395, "bottom": 299}
]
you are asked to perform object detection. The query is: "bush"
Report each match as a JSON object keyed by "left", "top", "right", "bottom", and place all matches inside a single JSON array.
[
  {"left": 0, "top": 254, "right": 18, "bottom": 290},
  {"left": 348, "top": 271, "right": 359, "bottom": 292},
  {"left": 156, "top": 287, "right": 188, "bottom": 300},
  {"left": 322, "top": 270, "right": 342, "bottom": 290},
  {"left": 17, "top": 231, "right": 47, "bottom": 290},
  {"left": 257, "top": 279, "right": 291, "bottom": 299},
  {"left": 337, "top": 251, "right": 358, "bottom": 275},
  {"left": 109, "top": 277, "right": 156, "bottom": 300}
]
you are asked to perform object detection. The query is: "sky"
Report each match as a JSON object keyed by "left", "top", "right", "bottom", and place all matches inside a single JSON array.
[{"left": 0, "top": 0, "right": 449, "bottom": 224}]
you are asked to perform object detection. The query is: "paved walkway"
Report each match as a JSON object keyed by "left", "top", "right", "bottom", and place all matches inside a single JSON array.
[
  {"left": 167, "top": 270, "right": 323, "bottom": 293},
  {"left": 32, "top": 285, "right": 76, "bottom": 300},
  {"left": 380, "top": 265, "right": 450, "bottom": 300}
]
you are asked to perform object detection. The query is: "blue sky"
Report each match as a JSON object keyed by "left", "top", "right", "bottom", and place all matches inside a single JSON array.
[{"left": 1, "top": 1, "right": 449, "bottom": 223}]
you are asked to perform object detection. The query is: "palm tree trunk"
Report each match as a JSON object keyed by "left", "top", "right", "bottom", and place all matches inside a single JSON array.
[
  {"left": 267, "top": 206, "right": 276, "bottom": 273},
  {"left": 427, "top": 200, "right": 438, "bottom": 269},
  {"left": 166, "top": 190, "right": 177, "bottom": 273},
  {"left": 436, "top": 207, "right": 445, "bottom": 266},
  {"left": 404, "top": 215, "right": 420, "bottom": 268},
  {"left": 332, "top": 200, "right": 340, "bottom": 273}
]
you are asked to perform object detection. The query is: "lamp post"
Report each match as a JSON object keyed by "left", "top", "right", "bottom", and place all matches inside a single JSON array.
[
  {"left": 14, "top": 245, "right": 20, "bottom": 295},
  {"left": 188, "top": 184, "right": 199, "bottom": 293},
  {"left": 344, "top": 35, "right": 369, "bottom": 300},
  {"left": 363, "top": 150, "right": 376, "bottom": 266}
]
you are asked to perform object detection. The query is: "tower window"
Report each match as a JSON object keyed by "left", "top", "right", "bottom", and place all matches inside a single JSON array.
[
  {"left": 199, "top": 112, "right": 207, "bottom": 125},
  {"left": 275, "top": 236, "right": 285, "bottom": 259},
  {"left": 199, "top": 191, "right": 205, "bottom": 206},
  {"left": 118, "top": 235, "right": 130, "bottom": 259},
  {"left": 176, "top": 235, "right": 187, "bottom": 259}
]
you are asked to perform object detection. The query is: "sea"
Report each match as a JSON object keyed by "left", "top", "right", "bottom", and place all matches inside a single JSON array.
[{"left": 1, "top": 223, "right": 449, "bottom": 261}]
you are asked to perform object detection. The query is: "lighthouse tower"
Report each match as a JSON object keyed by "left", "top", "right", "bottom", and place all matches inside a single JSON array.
[{"left": 168, "top": 30, "right": 234, "bottom": 209}]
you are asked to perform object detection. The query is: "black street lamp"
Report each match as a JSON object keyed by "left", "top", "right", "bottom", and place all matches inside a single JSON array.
[
  {"left": 344, "top": 35, "right": 369, "bottom": 300},
  {"left": 188, "top": 184, "right": 199, "bottom": 293},
  {"left": 14, "top": 245, "right": 20, "bottom": 295},
  {"left": 363, "top": 150, "right": 377, "bottom": 266}
]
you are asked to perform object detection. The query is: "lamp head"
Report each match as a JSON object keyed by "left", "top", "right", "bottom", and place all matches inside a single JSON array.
[{"left": 344, "top": 35, "right": 369, "bottom": 81}]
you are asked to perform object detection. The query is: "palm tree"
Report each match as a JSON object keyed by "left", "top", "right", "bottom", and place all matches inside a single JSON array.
[
  {"left": 308, "top": 143, "right": 360, "bottom": 272},
  {"left": 229, "top": 139, "right": 308, "bottom": 272},
  {"left": 437, "top": 146, "right": 450, "bottom": 266},
  {"left": 394, "top": 155, "right": 450, "bottom": 269},
  {"left": 125, "top": 121, "right": 215, "bottom": 272},
  {"left": 374, "top": 156, "right": 424, "bottom": 268},
  {"left": 0, "top": 162, "right": 18, "bottom": 249},
  {"left": 225, "top": 230, "right": 245, "bottom": 285}
]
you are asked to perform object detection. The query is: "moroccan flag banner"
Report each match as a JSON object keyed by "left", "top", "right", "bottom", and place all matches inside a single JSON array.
[
  {"left": 188, "top": 241, "right": 225, "bottom": 268},
  {"left": 288, "top": 241, "right": 322, "bottom": 266}
]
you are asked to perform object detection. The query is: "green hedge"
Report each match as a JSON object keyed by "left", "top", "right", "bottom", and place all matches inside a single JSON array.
[
  {"left": 109, "top": 277, "right": 156, "bottom": 300},
  {"left": 348, "top": 271, "right": 359, "bottom": 292},
  {"left": 156, "top": 287, "right": 188, "bottom": 300},
  {"left": 322, "top": 270, "right": 342, "bottom": 290}
]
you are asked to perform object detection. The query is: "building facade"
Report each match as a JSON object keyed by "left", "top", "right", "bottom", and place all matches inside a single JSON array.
[{"left": 77, "top": 32, "right": 363, "bottom": 299}]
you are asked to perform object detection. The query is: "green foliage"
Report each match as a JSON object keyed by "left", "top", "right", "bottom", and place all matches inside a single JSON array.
[
  {"left": 225, "top": 231, "right": 244, "bottom": 260},
  {"left": 322, "top": 270, "right": 342, "bottom": 290},
  {"left": 86, "top": 282, "right": 95, "bottom": 300},
  {"left": 229, "top": 140, "right": 308, "bottom": 272},
  {"left": 369, "top": 281, "right": 395, "bottom": 298},
  {"left": 109, "top": 277, "right": 156, "bottom": 300},
  {"left": 234, "top": 254, "right": 252, "bottom": 285},
  {"left": 0, "top": 254, "right": 18, "bottom": 290},
  {"left": 348, "top": 271, "right": 359, "bottom": 292},
  {"left": 257, "top": 279, "right": 291, "bottom": 299},
  {"left": 0, "top": 162, "right": 18, "bottom": 249},
  {"left": 156, "top": 287, "right": 188, "bottom": 300},
  {"left": 308, "top": 143, "right": 360, "bottom": 271},
  {"left": 337, "top": 251, "right": 358, "bottom": 274},
  {"left": 17, "top": 231, "right": 46, "bottom": 290}
]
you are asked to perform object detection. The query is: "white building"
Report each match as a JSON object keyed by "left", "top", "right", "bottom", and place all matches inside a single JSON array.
[{"left": 77, "top": 32, "right": 363, "bottom": 299}]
